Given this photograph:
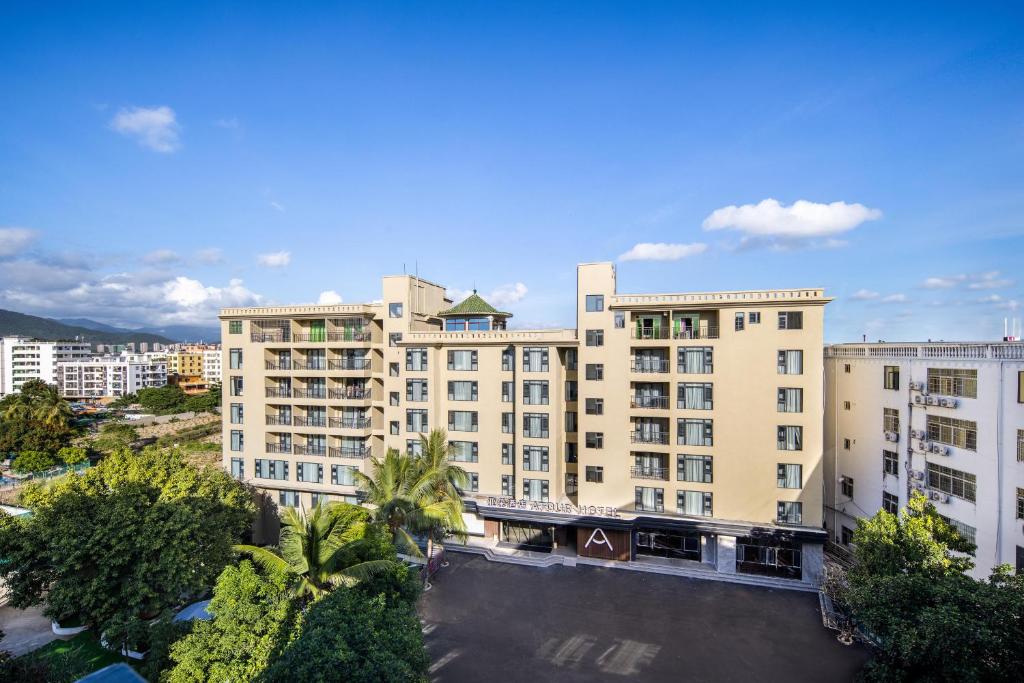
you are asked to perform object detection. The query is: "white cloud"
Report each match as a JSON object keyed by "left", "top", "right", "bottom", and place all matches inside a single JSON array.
[
  {"left": 881, "top": 293, "right": 908, "bottom": 303},
  {"left": 143, "top": 248, "right": 180, "bottom": 265},
  {"left": 618, "top": 242, "right": 708, "bottom": 262},
  {"left": 922, "top": 275, "right": 965, "bottom": 289},
  {"left": 257, "top": 251, "right": 291, "bottom": 268},
  {"left": 0, "top": 227, "right": 37, "bottom": 257},
  {"left": 195, "top": 247, "right": 224, "bottom": 265},
  {"left": 110, "top": 106, "right": 181, "bottom": 153},
  {"left": 966, "top": 271, "right": 1013, "bottom": 290},
  {"left": 702, "top": 198, "right": 881, "bottom": 246},
  {"left": 317, "top": 290, "right": 343, "bottom": 305},
  {"left": 269, "top": 201, "right": 286, "bottom": 212},
  {"left": 850, "top": 289, "right": 879, "bottom": 301},
  {"left": 977, "top": 294, "right": 1003, "bottom": 304},
  {"left": 447, "top": 282, "right": 529, "bottom": 309}
]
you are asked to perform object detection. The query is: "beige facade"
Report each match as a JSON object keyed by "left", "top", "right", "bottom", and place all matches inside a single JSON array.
[{"left": 221, "top": 263, "right": 831, "bottom": 584}]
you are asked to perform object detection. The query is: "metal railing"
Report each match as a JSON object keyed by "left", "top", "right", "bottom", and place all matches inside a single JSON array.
[
  {"left": 293, "top": 417, "right": 328, "bottom": 427},
  {"left": 329, "top": 446, "right": 370, "bottom": 459},
  {"left": 329, "top": 417, "right": 371, "bottom": 429},
  {"left": 251, "top": 332, "right": 290, "bottom": 343},
  {"left": 265, "top": 387, "right": 291, "bottom": 398},
  {"left": 328, "top": 331, "right": 372, "bottom": 342},
  {"left": 630, "top": 431, "right": 670, "bottom": 445},
  {"left": 631, "top": 327, "right": 671, "bottom": 340},
  {"left": 294, "top": 444, "right": 327, "bottom": 456},
  {"left": 328, "top": 358, "right": 371, "bottom": 370},
  {"left": 631, "top": 395, "right": 669, "bottom": 409},
  {"left": 265, "top": 415, "right": 291, "bottom": 425},
  {"left": 265, "top": 361, "right": 292, "bottom": 370},
  {"left": 630, "top": 360, "right": 670, "bottom": 373},
  {"left": 674, "top": 327, "right": 719, "bottom": 340},
  {"left": 292, "top": 389, "right": 327, "bottom": 399},
  {"left": 328, "top": 387, "right": 369, "bottom": 400},
  {"left": 265, "top": 443, "right": 291, "bottom": 454},
  {"left": 630, "top": 466, "right": 669, "bottom": 480},
  {"left": 291, "top": 361, "right": 327, "bottom": 371}
]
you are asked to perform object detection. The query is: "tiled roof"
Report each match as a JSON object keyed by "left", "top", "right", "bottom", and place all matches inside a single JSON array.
[{"left": 437, "top": 291, "right": 511, "bottom": 317}]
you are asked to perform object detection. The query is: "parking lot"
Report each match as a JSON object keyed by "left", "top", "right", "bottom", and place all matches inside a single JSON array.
[{"left": 419, "top": 553, "right": 870, "bottom": 682}]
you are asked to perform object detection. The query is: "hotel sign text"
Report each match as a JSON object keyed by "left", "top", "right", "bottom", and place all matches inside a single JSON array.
[{"left": 486, "top": 497, "right": 620, "bottom": 518}]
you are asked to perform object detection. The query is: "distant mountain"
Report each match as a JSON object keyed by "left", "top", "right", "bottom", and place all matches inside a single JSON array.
[
  {"left": 0, "top": 309, "right": 175, "bottom": 345},
  {"left": 58, "top": 318, "right": 220, "bottom": 343}
]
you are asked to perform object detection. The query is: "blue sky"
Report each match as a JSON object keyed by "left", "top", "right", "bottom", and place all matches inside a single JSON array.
[{"left": 1, "top": 2, "right": 1022, "bottom": 342}]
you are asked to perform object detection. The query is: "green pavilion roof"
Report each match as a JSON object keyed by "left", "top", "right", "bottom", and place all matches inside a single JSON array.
[{"left": 437, "top": 291, "right": 512, "bottom": 318}]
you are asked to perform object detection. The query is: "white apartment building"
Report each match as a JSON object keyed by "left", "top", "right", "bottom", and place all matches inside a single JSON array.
[
  {"left": 824, "top": 342, "right": 1024, "bottom": 578},
  {"left": 56, "top": 356, "right": 168, "bottom": 399},
  {"left": 0, "top": 336, "right": 91, "bottom": 397},
  {"left": 203, "top": 348, "right": 222, "bottom": 384}
]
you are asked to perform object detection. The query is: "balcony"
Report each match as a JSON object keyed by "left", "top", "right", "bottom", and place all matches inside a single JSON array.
[
  {"left": 630, "top": 360, "right": 670, "bottom": 373},
  {"left": 265, "top": 415, "right": 291, "bottom": 425},
  {"left": 329, "top": 445, "right": 370, "bottom": 459},
  {"left": 329, "top": 416, "right": 371, "bottom": 429},
  {"left": 327, "top": 331, "right": 372, "bottom": 343},
  {"left": 251, "top": 331, "right": 289, "bottom": 343},
  {"left": 630, "top": 466, "right": 669, "bottom": 481},
  {"left": 293, "top": 416, "right": 328, "bottom": 428},
  {"left": 631, "top": 395, "right": 669, "bottom": 409},
  {"left": 292, "top": 361, "right": 328, "bottom": 371},
  {"left": 292, "top": 333, "right": 327, "bottom": 343},
  {"left": 630, "top": 431, "right": 670, "bottom": 445},
  {"left": 631, "top": 327, "right": 671, "bottom": 340},
  {"left": 265, "top": 387, "right": 291, "bottom": 398},
  {"left": 328, "top": 387, "right": 369, "bottom": 400},
  {"left": 328, "top": 358, "right": 371, "bottom": 370},
  {"left": 265, "top": 443, "right": 291, "bottom": 454},
  {"left": 674, "top": 327, "right": 719, "bottom": 340},
  {"left": 294, "top": 444, "right": 327, "bottom": 456},
  {"left": 292, "top": 388, "right": 327, "bottom": 399},
  {"left": 265, "top": 360, "right": 292, "bottom": 370}
]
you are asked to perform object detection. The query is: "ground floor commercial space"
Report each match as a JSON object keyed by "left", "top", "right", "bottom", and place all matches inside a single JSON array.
[{"left": 465, "top": 500, "right": 825, "bottom": 587}]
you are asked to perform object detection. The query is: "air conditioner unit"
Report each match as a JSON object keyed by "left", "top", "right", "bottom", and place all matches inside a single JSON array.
[
  {"left": 912, "top": 482, "right": 925, "bottom": 491},
  {"left": 941, "top": 398, "right": 959, "bottom": 408},
  {"left": 928, "top": 491, "right": 942, "bottom": 501},
  {"left": 909, "top": 381, "right": 924, "bottom": 391},
  {"left": 884, "top": 431, "right": 899, "bottom": 442},
  {"left": 918, "top": 440, "right": 929, "bottom": 451},
  {"left": 913, "top": 395, "right": 924, "bottom": 405},
  {"left": 925, "top": 396, "right": 937, "bottom": 406},
  {"left": 911, "top": 471, "right": 925, "bottom": 481},
  {"left": 911, "top": 429, "right": 926, "bottom": 439},
  {"left": 938, "top": 445, "right": 951, "bottom": 456}
]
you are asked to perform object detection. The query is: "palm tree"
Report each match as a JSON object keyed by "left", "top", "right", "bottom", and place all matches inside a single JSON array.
[
  {"left": 234, "top": 501, "right": 394, "bottom": 601},
  {"left": 2, "top": 379, "right": 72, "bottom": 428},
  {"left": 355, "top": 429, "right": 469, "bottom": 564}
]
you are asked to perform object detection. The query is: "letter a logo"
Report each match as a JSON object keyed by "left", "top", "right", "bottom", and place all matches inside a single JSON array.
[{"left": 584, "top": 528, "right": 613, "bottom": 552}]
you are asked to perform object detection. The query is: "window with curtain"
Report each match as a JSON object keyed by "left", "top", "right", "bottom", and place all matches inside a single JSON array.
[
  {"left": 677, "top": 490, "right": 712, "bottom": 516},
  {"left": 678, "top": 419, "right": 713, "bottom": 446},
  {"left": 678, "top": 347, "right": 712, "bottom": 373},
  {"left": 447, "top": 350, "right": 478, "bottom": 371},
  {"left": 230, "top": 430, "right": 244, "bottom": 451},
  {"left": 523, "top": 446, "right": 549, "bottom": 471},
  {"left": 777, "top": 463, "right": 802, "bottom": 489},
  {"left": 448, "top": 381, "right": 478, "bottom": 401},
  {"left": 230, "top": 458, "right": 244, "bottom": 479},
  {"left": 777, "top": 425, "right": 803, "bottom": 450},
  {"left": 406, "top": 409, "right": 428, "bottom": 433},
  {"left": 406, "top": 379, "right": 428, "bottom": 402},
  {"left": 502, "top": 381, "right": 513, "bottom": 402},
  {"left": 502, "top": 412, "right": 513, "bottom": 433},
  {"left": 405, "top": 348, "right": 428, "bottom": 371},
  {"left": 502, "top": 347, "right": 515, "bottom": 371},
  {"left": 297, "top": 462, "right": 323, "bottom": 483},
  {"left": 448, "top": 411, "right": 478, "bottom": 432},
  {"left": 523, "top": 479, "right": 549, "bottom": 501},
  {"left": 230, "top": 403, "right": 244, "bottom": 424},
  {"left": 523, "top": 380, "right": 549, "bottom": 404},
  {"left": 777, "top": 350, "right": 803, "bottom": 375},
  {"left": 229, "top": 348, "right": 243, "bottom": 369},
  {"left": 449, "top": 441, "right": 479, "bottom": 462},
  {"left": 678, "top": 383, "right": 713, "bottom": 410},
  {"left": 777, "top": 388, "right": 803, "bottom": 413},
  {"left": 634, "top": 487, "right": 664, "bottom": 512},
  {"left": 523, "top": 347, "right": 549, "bottom": 372},
  {"left": 678, "top": 455, "right": 712, "bottom": 483},
  {"left": 523, "top": 413, "right": 549, "bottom": 438},
  {"left": 407, "top": 439, "right": 423, "bottom": 456},
  {"left": 331, "top": 465, "right": 356, "bottom": 486},
  {"left": 777, "top": 501, "right": 802, "bottom": 524}
]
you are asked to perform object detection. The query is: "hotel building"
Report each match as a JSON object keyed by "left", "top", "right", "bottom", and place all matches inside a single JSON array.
[
  {"left": 824, "top": 342, "right": 1024, "bottom": 578},
  {"left": 221, "top": 263, "right": 830, "bottom": 585}
]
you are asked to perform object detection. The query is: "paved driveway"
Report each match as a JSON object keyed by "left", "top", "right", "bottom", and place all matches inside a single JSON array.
[
  {"left": 420, "top": 553, "right": 870, "bottom": 682},
  {"left": 0, "top": 604, "right": 60, "bottom": 656}
]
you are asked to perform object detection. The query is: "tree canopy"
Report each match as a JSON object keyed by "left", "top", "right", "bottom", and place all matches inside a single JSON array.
[
  {"left": 0, "top": 447, "right": 255, "bottom": 635},
  {"left": 11, "top": 450, "right": 58, "bottom": 474},
  {"left": 846, "top": 492, "right": 1024, "bottom": 681},
  {"left": 0, "top": 379, "right": 75, "bottom": 454}
]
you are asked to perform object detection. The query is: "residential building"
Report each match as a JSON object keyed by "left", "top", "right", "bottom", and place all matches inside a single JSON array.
[
  {"left": 221, "top": 263, "right": 830, "bottom": 586},
  {"left": 56, "top": 356, "right": 168, "bottom": 399},
  {"left": 824, "top": 342, "right": 1024, "bottom": 577},
  {"left": 0, "top": 336, "right": 91, "bottom": 397},
  {"left": 202, "top": 348, "right": 222, "bottom": 384},
  {"left": 166, "top": 351, "right": 204, "bottom": 378}
]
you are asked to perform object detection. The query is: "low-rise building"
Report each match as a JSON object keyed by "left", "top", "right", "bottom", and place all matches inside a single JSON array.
[
  {"left": 202, "top": 348, "right": 222, "bottom": 384},
  {"left": 56, "top": 356, "right": 168, "bottom": 399},
  {"left": 824, "top": 342, "right": 1024, "bottom": 577}
]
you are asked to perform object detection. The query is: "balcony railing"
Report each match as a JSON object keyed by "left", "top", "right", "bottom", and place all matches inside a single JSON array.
[
  {"left": 630, "top": 431, "right": 670, "bottom": 445},
  {"left": 630, "top": 360, "right": 670, "bottom": 373},
  {"left": 293, "top": 416, "right": 328, "bottom": 428},
  {"left": 328, "top": 331, "right": 372, "bottom": 342},
  {"left": 329, "top": 417, "right": 371, "bottom": 429},
  {"left": 292, "top": 361, "right": 328, "bottom": 371},
  {"left": 265, "top": 387, "right": 291, "bottom": 398},
  {"left": 251, "top": 331, "right": 290, "bottom": 343},
  {"left": 265, "top": 361, "right": 292, "bottom": 370},
  {"left": 631, "top": 395, "right": 669, "bottom": 409},
  {"left": 292, "top": 389, "right": 327, "bottom": 399},
  {"left": 328, "top": 387, "right": 369, "bottom": 400},
  {"left": 329, "top": 445, "right": 370, "bottom": 459},
  {"left": 565, "top": 482, "right": 579, "bottom": 496},
  {"left": 674, "top": 327, "right": 719, "bottom": 340},
  {"left": 265, "top": 415, "right": 291, "bottom": 425},
  {"left": 294, "top": 444, "right": 327, "bottom": 456},
  {"left": 630, "top": 466, "right": 669, "bottom": 480},
  {"left": 328, "top": 358, "right": 371, "bottom": 370},
  {"left": 266, "top": 443, "right": 291, "bottom": 454},
  {"left": 631, "top": 327, "right": 671, "bottom": 340}
]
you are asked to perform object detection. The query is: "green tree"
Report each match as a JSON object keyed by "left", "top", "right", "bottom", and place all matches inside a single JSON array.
[
  {"left": 355, "top": 430, "right": 468, "bottom": 562},
  {"left": 182, "top": 387, "right": 219, "bottom": 414},
  {"left": 0, "top": 448, "right": 255, "bottom": 636},
  {"left": 0, "top": 380, "right": 76, "bottom": 454},
  {"left": 57, "top": 446, "right": 88, "bottom": 466},
  {"left": 259, "top": 581, "right": 429, "bottom": 683},
  {"left": 164, "top": 560, "right": 298, "bottom": 683},
  {"left": 235, "top": 502, "right": 395, "bottom": 602},
  {"left": 91, "top": 421, "right": 138, "bottom": 453},
  {"left": 846, "top": 492, "right": 1024, "bottom": 681},
  {"left": 11, "top": 450, "right": 58, "bottom": 474},
  {"left": 135, "top": 386, "right": 188, "bottom": 415}
]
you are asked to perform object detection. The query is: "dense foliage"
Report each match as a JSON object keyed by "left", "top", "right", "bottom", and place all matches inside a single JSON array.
[
  {"left": 0, "top": 448, "right": 255, "bottom": 636},
  {"left": 11, "top": 450, "right": 58, "bottom": 473},
  {"left": 56, "top": 446, "right": 88, "bottom": 465},
  {"left": 111, "top": 383, "right": 220, "bottom": 416},
  {"left": 0, "top": 379, "right": 75, "bottom": 454},
  {"left": 846, "top": 492, "right": 1024, "bottom": 681},
  {"left": 90, "top": 421, "right": 139, "bottom": 453}
]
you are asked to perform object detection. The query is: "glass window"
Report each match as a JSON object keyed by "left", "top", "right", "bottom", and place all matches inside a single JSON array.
[
  {"left": 927, "top": 463, "right": 976, "bottom": 502},
  {"left": 585, "top": 432, "right": 603, "bottom": 449},
  {"left": 678, "top": 347, "right": 713, "bottom": 374},
  {"left": 448, "top": 410, "right": 478, "bottom": 432},
  {"left": 230, "top": 430, "right": 244, "bottom": 451},
  {"left": 522, "top": 446, "right": 549, "bottom": 471},
  {"left": 565, "top": 349, "right": 577, "bottom": 371},
  {"left": 735, "top": 312, "right": 745, "bottom": 331},
  {"left": 778, "top": 312, "right": 803, "bottom": 329},
  {"left": 279, "top": 491, "right": 300, "bottom": 507},
  {"left": 927, "top": 368, "right": 978, "bottom": 398},
  {"left": 677, "top": 455, "right": 712, "bottom": 483},
  {"left": 501, "top": 381, "right": 513, "bottom": 402},
  {"left": 230, "top": 376, "right": 243, "bottom": 396},
  {"left": 677, "top": 383, "right": 713, "bottom": 410},
  {"left": 585, "top": 364, "right": 604, "bottom": 380},
  {"left": 586, "top": 466, "right": 603, "bottom": 483},
  {"left": 884, "top": 408, "right": 900, "bottom": 434},
  {"left": 585, "top": 398, "right": 603, "bottom": 415},
  {"left": 297, "top": 462, "right": 323, "bottom": 484},
  {"left": 501, "top": 347, "right": 515, "bottom": 371},
  {"left": 523, "top": 347, "right": 549, "bottom": 372},
  {"left": 389, "top": 302, "right": 403, "bottom": 318},
  {"left": 522, "top": 413, "right": 549, "bottom": 438},
  {"left": 450, "top": 441, "right": 479, "bottom": 463},
  {"left": 501, "top": 412, "right": 514, "bottom": 434},
  {"left": 565, "top": 380, "right": 578, "bottom": 402},
  {"left": 777, "top": 350, "right": 803, "bottom": 375},
  {"left": 331, "top": 465, "right": 357, "bottom": 486},
  {"left": 777, "top": 501, "right": 802, "bottom": 524},
  {"left": 229, "top": 348, "right": 243, "bottom": 369},
  {"left": 448, "top": 350, "right": 478, "bottom": 371},
  {"left": 230, "top": 457, "right": 244, "bottom": 479},
  {"left": 927, "top": 415, "right": 977, "bottom": 451},
  {"left": 777, "top": 388, "right": 803, "bottom": 413},
  {"left": 462, "top": 473, "right": 479, "bottom": 492},
  {"left": 883, "top": 491, "right": 899, "bottom": 515},
  {"left": 585, "top": 329, "right": 604, "bottom": 346},
  {"left": 884, "top": 365, "right": 900, "bottom": 390},
  {"left": 777, "top": 426, "right": 803, "bottom": 451},
  {"left": 501, "top": 443, "right": 513, "bottom": 464},
  {"left": 230, "top": 403, "right": 244, "bottom": 424},
  {"left": 677, "top": 490, "right": 712, "bottom": 516},
  {"left": 389, "top": 362, "right": 400, "bottom": 377},
  {"left": 228, "top": 320, "right": 242, "bottom": 334},
  {"left": 501, "top": 475, "right": 514, "bottom": 496},
  {"left": 389, "top": 332, "right": 402, "bottom": 347},
  {"left": 585, "top": 294, "right": 604, "bottom": 312},
  {"left": 407, "top": 439, "right": 423, "bottom": 456},
  {"left": 522, "top": 478, "right": 549, "bottom": 502},
  {"left": 777, "top": 464, "right": 802, "bottom": 489},
  {"left": 448, "top": 380, "right": 478, "bottom": 401},
  {"left": 565, "top": 442, "right": 578, "bottom": 463},
  {"left": 405, "top": 348, "right": 428, "bottom": 371},
  {"left": 614, "top": 311, "right": 625, "bottom": 328},
  {"left": 390, "top": 421, "right": 400, "bottom": 435},
  {"left": 635, "top": 487, "right": 664, "bottom": 512},
  {"left": 406, "top": 379, "right": 428, "bottom": 402},
  {"left": 678, "top": 419, "right": 713, "bottom": 446},
  {"left": 883, "top": 450, "right": 899, "bottom": 476},
  {"left": 406, "top": 409, "right": 428, "bottom": 433},
  {"left": 565, "top": 411, "right": 577, "bottom": 433},
  {"left": 748, "top": 312, "right": 761, "bottom": 324},
  {"left": 523, "top": 380, "right": 549, "bottom": 404}
]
